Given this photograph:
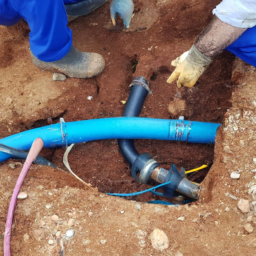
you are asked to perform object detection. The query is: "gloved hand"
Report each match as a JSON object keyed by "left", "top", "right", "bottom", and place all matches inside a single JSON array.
[
  {"left": 167, "top": 45, "right": 213, "bottom": 88},
  {"left": 110, "top": 0, "right": 134, "bottom": 28}
]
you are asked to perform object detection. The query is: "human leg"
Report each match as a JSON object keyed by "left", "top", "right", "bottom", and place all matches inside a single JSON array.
[
  {"left": 10, "top": 0, "right": 105, "bottom": 78},
  {"left": 0, "top": 0, "right": 21, "bottom": 26},
  {"left": 64, "top": 0, "right": 109, "bottom": 18}
]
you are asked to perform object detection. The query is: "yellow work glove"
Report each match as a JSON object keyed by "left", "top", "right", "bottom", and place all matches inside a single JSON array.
[{"left": 167, "top": 45, "right": 213, "bottom": 88}]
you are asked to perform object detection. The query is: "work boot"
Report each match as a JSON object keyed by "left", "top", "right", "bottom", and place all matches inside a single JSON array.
[
  {"left": 65, "top": 0, "right": 109, "bottom": 21},
  {"left": 31, "top": 45, "right": 105, "bottom": 79}
]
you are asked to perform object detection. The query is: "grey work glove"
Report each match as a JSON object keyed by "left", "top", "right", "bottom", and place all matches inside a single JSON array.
[{"left": 167, "top": 45, "right": 212, "bottom": 88}]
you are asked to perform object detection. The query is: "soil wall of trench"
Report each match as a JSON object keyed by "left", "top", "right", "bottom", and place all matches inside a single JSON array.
[{"left": 1, "top": 0, "right": 256, "bottom": 255}]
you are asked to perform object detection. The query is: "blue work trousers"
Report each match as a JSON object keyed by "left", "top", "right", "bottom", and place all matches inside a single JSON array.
[
  {"left": 227, "top": 26, "right": 256, "bottom": 67},
  {"left": 0, "top": 0, "right": 82, "bottom": 62}
]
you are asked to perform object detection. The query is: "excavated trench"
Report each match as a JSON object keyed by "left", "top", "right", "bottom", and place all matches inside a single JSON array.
[{"left": 24, "top": 50, "right": 234, "bottom": 204}]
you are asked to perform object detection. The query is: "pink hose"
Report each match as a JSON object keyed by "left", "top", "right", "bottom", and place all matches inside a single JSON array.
[{"left": 4, "top": 138, "right": 44, "bottom": 256}]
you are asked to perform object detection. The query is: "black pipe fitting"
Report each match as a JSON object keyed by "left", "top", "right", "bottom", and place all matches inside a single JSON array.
[{"left": 118, "top": 76, "right": 200, "bottom": 200}]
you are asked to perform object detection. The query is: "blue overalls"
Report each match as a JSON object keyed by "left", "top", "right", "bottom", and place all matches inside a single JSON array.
[
  {"left": 1, "top": 1, "right": 256, "bottom": 66},
  {"left": 227, "top": 27, "right": 256, "bottom": 67},
  {"left": 0, "top": 0, "right": 83, "bottom": 62}
]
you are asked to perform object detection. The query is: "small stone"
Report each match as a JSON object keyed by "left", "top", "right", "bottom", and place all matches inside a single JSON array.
[
  {"left": 136, "top": 230, "right": 147, "bottom": 240},
  {"left": 253, "top": 158, "right": 256, "bottom": 165},
  {"left": 51, "top": 215, "right": 59, "bottom": 223},
  {"left": 139, "top": 240, "right": 146, "bottom": 248},
  {"left": 9, "top": 162, "right": 22, "bottom": 169},
  {"left": 225, "top": 192, "right": 238, "bottom": 200},
  {"left": 120, "top": 211, "right": 125, "bottom": 214},
  {"left": 100, "top": 240, "right": 106, "bottom": 244},
  {"left": 225, "top": 207, "right": 230, "bottom": 212},
  {"left": 87, "top": 96, "right": 93, "bottom": 100},
  {"left": 175, "top": 252, "right": 183, "bottom": 256},
  {"left": 149, "top": 229, "right": 169, "bottom": 251},
  {"left": 68, "top": 219, "right": 75, "bottom": 227},
  {"left": 48, "top": 240, "right": 54, "bottom": 245},
  {"left": 244, "top": 223, "right": 254, "bottom": 234},
  {"left": 215, "top": 221, "right": 219, "bottom": 226},
  {"left": 247, "top": 216, "right": 253, "bottom": 222},
  {"left": 83, "top": 239, "right": 91, "bottom": 245},
  {"left": 88, "top": 211, "right": 93, "bottom": 217},
  {"left": 53, "top": 73, "right": 66, "bottom": 81},
  {"left": 240, "top": 140, "right": 245, "bottom": 146},
  {"left": 135, "top": 204, "right": 142, "bottom": 211},
  {"left": 23, "top": 233, "right": 29, "bottom": 242},
  {"left": 224, "top": 145, "right": 231, "bottom": 153},
  {"left": 17, "top": 192, "right": 28, "bottom": 199},
  {"left": 56, "top": 231, "right": 61, "bottom": 238},
  {"left": 238, "top": 199, "right": 250, "bottom": 213},
  {"left": 177, "top": 216, "right": 185, "bottom": 221},
  {"left": 65, "top": 229, "right": 75, "bottom": 240},
  {"left": 231, "top": 172, "right": 240, "bottom": 179},
  {"left": 251, "top": 169, "right": 256, "bottom": 173},
  {"left": 46, "top": 204, "right": 52, "bottom": 209}
]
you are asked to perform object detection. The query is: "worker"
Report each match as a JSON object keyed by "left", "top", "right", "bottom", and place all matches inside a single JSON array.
[
  {"left": 167, "top": 0, "right": 256, "bottom": 88},
  {"left": 0, "top": 0, "right": 134, "bottom": 78}
]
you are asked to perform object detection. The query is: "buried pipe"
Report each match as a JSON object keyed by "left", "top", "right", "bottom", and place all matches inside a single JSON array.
[
  {"left": 118, "top": 76, "right": 217, "bottom": 199},
  {"left": 0, "top": 117, "right": 220, "bottom": 164}
]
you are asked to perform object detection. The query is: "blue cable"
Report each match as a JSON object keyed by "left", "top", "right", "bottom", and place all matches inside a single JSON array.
[{"left": 107, "top": 181, "right": 171, "bottom": 197}]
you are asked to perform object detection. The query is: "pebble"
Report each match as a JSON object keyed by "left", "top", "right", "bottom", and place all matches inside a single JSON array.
[
  {"left": 46, "top": 204, "right": 52, "bottom": 209},
  {"left": 23, "top": 233, "right": 29, "bottom": 242},
  {"left": 247, "top": 215, "right": 253, "bottom": 222},
  {"left": 139, "top": 240, "right": 146, "bottom": 248},
  {"left": 175, "top": 252, "right": 183, "bottom": 256},
  {"left": 100, "top": 240, "right": 106, "bottom": 244},
  {"left": 135, "top": 204, "right": 142, "bottom": 211},
  {"left": 136, "top": 230, "right": 147, "bottom": 240},
  {"left": 177, "top": 216, "right": 185, "bottom": 221},
  {"left": 53, "top": 73, "right": 66, "bottom": 81},
  {"left": 82, "top": 239, "right": 91, "bottom": 245},
  {"left": 225, "top": 207, "right": 230, "bottom": 212},
  {"left": 88, "top": 211, "right": 93, "bottom": 217},
  {"left": 68, "top": 219, "right": 75, "bottom": 227},
  {"left": 9, "top": 162, "right": 22, "bottom": 169},
  {"left": 56, "top": 231, "right": 61, "bottom": 238},
  {"left": 120, "top": 211, "right": 125, "bottom": 214},
  {"left": 149, "top": 229, "right": 169, "bottom": 251},
  {"left": 51, "top": 215, "right": 59, "bottom": 223},
  {"left": 65, "top": 229, "right": 75, "bottom": 240},
  {"left": 225, "top": 192, "right": 238, "bottom": 200},
  {"left": 230, "top": 172, "right": 240, "bottom": 179},
  {"left": 48, "top": 240, "right": 54, "bottom": 245},
  {"left": 244, "top": 223, "right": 254, "bottom": 234},
  {"left": 17, "top": 192, "right": 28, "bottom": 199},
  {"left": 238, "top": 199, "right": 250, "bottom": 213},
  {"left": 253, "top": 158, "right": 256, "bottom": 165},
  {"left": 87, "top": 96, "right": 93, "bottom": 100}
]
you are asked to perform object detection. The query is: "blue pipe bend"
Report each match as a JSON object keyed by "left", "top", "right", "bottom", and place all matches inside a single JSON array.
[{"left": 0, "top": 117, "right": 220, "bottom": 163}]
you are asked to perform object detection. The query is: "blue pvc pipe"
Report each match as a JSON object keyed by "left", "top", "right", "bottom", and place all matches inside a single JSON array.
[{"left": 0, "top": 117, "right": 220, "bottom": 163}]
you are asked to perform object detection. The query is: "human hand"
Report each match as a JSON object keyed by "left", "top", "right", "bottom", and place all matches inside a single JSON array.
[{"left": 167, "top": 45, "right": 212, "bottom": 88}]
